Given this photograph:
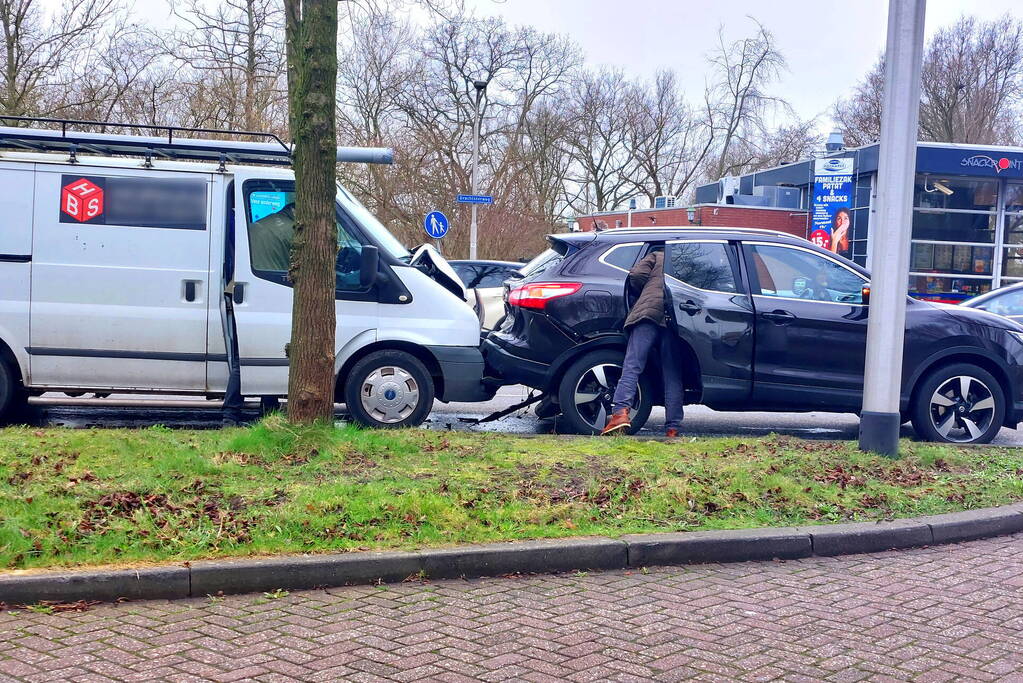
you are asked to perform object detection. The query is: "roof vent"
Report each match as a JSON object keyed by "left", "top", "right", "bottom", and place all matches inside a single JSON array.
[{"left": 825, "top": 130, "right": 845, "bottom": 152}]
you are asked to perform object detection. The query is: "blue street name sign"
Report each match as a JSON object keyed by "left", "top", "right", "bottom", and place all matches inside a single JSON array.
[
  {"left": 456, "top": 194, "right": 494, "bottom": 205},
  {"left": 424, "top": 210, "right": 449, "bottom": 239}
]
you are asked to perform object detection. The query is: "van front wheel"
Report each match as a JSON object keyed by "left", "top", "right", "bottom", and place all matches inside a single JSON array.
[{"left": 344, "top": 350, "right": 435, "bottom": 429}]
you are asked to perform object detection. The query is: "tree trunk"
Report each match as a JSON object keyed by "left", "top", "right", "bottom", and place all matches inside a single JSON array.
[{"left": 284, "top": 0, "right": 338, "bottom": 424}]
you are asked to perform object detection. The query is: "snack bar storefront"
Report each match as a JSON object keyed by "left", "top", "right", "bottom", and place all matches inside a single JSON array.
[{"left": 695, "top": 141, "right": 1023, "bottom": 303}]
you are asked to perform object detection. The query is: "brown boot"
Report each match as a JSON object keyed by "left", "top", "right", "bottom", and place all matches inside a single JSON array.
[
  {"left": 665, "top": 428, "right": 679, "bottom": 438},
  {"left": 601, "top": 408, "right": 631, "bottom": 435}
]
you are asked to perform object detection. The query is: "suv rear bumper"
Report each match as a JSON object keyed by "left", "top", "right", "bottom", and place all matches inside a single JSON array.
[
  {"left": 481, "top": 337, "right": 550, "bottom": 390},
  {"left": 427, "top": 345, "right": 497, "bottom": 402}
]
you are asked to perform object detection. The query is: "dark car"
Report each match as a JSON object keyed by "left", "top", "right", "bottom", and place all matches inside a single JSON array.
[
  {"left": 961, "top": 281, "right": 1023, "bottom": 324},
  {"left": 482, "top": 227, "right": 1023, "bottom": 444}
]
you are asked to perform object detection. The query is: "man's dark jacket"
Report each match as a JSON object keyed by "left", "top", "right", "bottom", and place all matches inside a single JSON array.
[{"left": 624, "top": 251, "right": 666, "bottom": 329}]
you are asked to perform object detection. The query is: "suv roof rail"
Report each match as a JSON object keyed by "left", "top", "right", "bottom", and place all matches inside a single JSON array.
[
  {"left": 601, "top": 226, "right": 800, "bottom": 239},
  {"left": 0, "top": 115, "right": 393, "bottom": 168}
]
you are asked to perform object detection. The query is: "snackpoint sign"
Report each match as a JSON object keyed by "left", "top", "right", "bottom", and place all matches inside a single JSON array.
[{"left": 959, "top": 154, "right": 1023, "bottom": 173}]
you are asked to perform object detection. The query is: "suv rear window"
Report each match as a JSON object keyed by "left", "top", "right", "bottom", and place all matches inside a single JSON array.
[
  {"left": 520, "top": 249, "right": 563, "bottom": 278},
  {"left": 601, "top": 243, "right": 642, "bottom": 271}
]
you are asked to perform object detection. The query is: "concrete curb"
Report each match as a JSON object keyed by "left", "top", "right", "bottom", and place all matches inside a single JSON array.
[{"left": 3, "top": 503, "right": 1023, "bottom": 605}]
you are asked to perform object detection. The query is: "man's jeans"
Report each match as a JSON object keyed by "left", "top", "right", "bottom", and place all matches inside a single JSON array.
[{"left": 611, "top": 321, "right": 684, "bottom": 430}]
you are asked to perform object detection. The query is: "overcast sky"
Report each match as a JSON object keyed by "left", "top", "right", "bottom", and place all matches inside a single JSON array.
[
  {"left": 32, "top": 0, "right": 1023, "bottom": 132},
  {"left": 464, "top": 0, "right": 1022, "bottom": 130}
]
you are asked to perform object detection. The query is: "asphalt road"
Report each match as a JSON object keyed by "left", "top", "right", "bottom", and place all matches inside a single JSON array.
[{"left": 21, "top": 386, "right": 1023, "bottom": 445}]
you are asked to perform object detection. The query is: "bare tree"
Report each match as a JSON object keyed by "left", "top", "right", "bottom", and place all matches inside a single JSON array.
[
  {"left": 167, "top": 0, "right": 287, "bottom": 132},
  {"left": 832, "top": 58, "right": 884, "bottom": 147},
  {"left": 0, "top": 0, "right": 118, "bottom": 117},
  {"left": 705, "top": 20, "right": 789, "bottom": 180},
  {"left": 627, "top": 69, "right": 714, "bottom": 203},
  {"left": 920, "top": 15, "right": 1023, "bottom": 145},
  {"left": 833, "top": 15, "right": 1023, "bottom": 147},
  {"left": 565, "top": 68, "right": 635, "bottom": 213}
]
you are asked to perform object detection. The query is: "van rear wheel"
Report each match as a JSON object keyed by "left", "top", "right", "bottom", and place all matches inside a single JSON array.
[
  {"left": 344, "top": 350, "right": 435, "bottom": 429},
  {"left": 0, "top": 359, "right": 27, "bottom": 425}
]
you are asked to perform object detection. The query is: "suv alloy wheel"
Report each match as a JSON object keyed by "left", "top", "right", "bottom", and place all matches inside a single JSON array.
[
  {"left": 910, "top": 363, "right": 1005, "bottom": 444},
  {"left": 556, "top": 350, "right": 653, "bottom": 435}
]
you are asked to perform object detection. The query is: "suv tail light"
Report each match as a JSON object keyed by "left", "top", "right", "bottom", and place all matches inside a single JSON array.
[{"left": 508, "top": 282, "right": 582, "bottom": 310}]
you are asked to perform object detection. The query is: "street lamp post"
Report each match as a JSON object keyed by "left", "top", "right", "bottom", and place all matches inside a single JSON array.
[
  {"left": 469, "top": 78, "right": 489, "bottom": 260},
  {"left": 858, "top": 0, "right": 927, "bottom": 457}
]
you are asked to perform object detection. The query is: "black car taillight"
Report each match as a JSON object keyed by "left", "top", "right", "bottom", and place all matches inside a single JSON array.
[{"left": 507, "top": 282, "right": 582, "bottom": 310}]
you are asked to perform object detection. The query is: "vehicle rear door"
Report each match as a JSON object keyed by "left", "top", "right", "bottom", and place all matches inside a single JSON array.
[
  {"left": 663, "top": 240, "right": 754, "bottom": 406},
  {"left": 742, "top": 241, "right": 868, "bottom": 410},
  {"left": 29, "top": 167, "right": 212, "bottom": 391}
]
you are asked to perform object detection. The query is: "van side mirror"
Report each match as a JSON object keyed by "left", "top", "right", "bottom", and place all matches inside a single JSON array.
[
  {"left": 861, "top": 285, "right": 870, "bottom": 305},
  {"left": 360, "top": 245, "right": 379, "bottom": 288}
]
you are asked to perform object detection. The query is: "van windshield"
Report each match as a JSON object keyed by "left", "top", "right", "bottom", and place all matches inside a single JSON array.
[{"left": 336, "top": 184, "right": 411, "bottom": 261}]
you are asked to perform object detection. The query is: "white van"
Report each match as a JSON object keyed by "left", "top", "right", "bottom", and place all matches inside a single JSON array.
[{"left": 0, "top": 120, "right": 491, "bottom": 428}]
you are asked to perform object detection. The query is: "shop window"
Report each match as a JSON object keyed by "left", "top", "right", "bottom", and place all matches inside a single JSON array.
[
  {"left": 852, "top": 208, "right": 869, "bottom": 241},
  {"left": 911, "top": 243, "right": 992, "bottom": 275},
  {"left": 913, "top": 175, "right": 998, "bottom": 212},
  {"left": 1004, "top": 182, "right": 1023, "bottom": 213},
  {"left": 1003, "top": 247, "right": 1023, "bottom": 279},
  {"left": 909, "top": 275, "right": 991, "bottom": 303},
  {"left": 854, "top": 180, "right": 872, "bottom": 209},
  {"left": 853, "top": 239, "right": 868, "bottom": 257},
  {"left": 911, "top": 211, "right": 996, "bottom": 243},
  {"left": 1004, "top": 215, "right": 1023, "bottom": 245}
]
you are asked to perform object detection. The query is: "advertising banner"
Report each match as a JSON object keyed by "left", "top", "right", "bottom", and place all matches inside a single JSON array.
[{"left": 810, "top": 157, "right": 854, "bottom": 257}]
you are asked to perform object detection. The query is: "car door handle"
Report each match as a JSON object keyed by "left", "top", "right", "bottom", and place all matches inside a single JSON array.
[
  {"left": 762, "top": 309, "right": 795, "bottom": 323},
  {"left": 678, "top": 300, "right": 701, "bottom": 314}
]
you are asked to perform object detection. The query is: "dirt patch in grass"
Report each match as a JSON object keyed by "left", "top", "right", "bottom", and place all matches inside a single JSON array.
[{"left": 2, "top": 423, "right": 1022, "bottom": 570}]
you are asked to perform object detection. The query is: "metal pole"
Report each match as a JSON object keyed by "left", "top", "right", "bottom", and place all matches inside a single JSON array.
[
  {"left": 858, "top": 0, "right": 927, "bottom": 457},
  {"left": 469, "top": 82, "right": 486, "bottom": 259}
]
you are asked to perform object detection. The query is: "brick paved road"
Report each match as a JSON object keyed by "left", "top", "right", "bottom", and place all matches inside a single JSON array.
[{"left": 4, "top": 535, "right": 1023, "bottom": 682}]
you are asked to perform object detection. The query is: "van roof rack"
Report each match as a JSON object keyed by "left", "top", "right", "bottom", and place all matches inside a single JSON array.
[{"left": 0, "top": 116, "right": 393, "bottom": 167}]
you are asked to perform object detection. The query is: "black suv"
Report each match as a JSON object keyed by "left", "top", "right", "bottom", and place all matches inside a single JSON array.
[{"left": 482, "top": 227, "right": 1023, "bottom": 444}]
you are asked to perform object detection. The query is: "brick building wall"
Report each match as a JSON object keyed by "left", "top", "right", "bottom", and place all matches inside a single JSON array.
[{"left": 576, "top": 204, "right": 810, "bottom": 240}]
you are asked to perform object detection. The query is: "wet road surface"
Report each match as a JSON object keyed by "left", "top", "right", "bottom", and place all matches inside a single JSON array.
[{"left": 19, "top": 387, "right": 1023, "bottom": 445}]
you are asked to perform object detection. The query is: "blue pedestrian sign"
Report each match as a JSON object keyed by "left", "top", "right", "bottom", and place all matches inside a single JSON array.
[
  {"left": 424, "top": 211, "right": 449, "bottom": 239},
  {"left": 456, "top": 194, "right": 494, "bottom": 205}
]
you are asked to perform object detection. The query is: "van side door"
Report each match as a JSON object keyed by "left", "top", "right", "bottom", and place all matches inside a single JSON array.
[
  {"left": 29, "top": 168, "right": 213, "bottom": 391},
  {"left": 0, "top": 163, "right": 34, "bottom": 382},
  {"left": 662, "top": 240, "right": 755, "bottom": 407}
]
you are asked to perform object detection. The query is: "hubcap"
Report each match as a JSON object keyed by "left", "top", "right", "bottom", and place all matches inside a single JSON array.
[
  {"left": 360, "top": 365, "right": 420, "bottom": 424},
  {"left": 573, "top": 363, "right": 640, "bottom": 432},
  {"left": 928, "top": 375, "right": 996, "bottom": 443}
]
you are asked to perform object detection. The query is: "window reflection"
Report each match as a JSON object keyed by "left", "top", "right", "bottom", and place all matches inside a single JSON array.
[{"left": 667, "top": 242, "right": 736, "bottom": 292}]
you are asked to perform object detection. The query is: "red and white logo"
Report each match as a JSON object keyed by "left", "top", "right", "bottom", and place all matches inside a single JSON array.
[{"left": 61, "top": 177, "right": 104, "bottom": 222}]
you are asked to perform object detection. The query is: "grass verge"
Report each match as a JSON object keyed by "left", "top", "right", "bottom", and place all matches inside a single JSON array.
[{"left": 2, "top": 417, "right": 1022, "bottom": 570}]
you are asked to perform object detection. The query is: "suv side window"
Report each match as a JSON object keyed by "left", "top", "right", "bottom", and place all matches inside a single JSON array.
[
  {"left": 747, "top": 243, "right": 865, "bottom": 303},
  {"left": 601, "top": 243, "right": 643, "bottom": 272},
  {"left": 244, "top": 181, "right": 365, "bottom": 291},
  {"left": 666, "top": 241, "right": 737, "bottom": 292}
]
